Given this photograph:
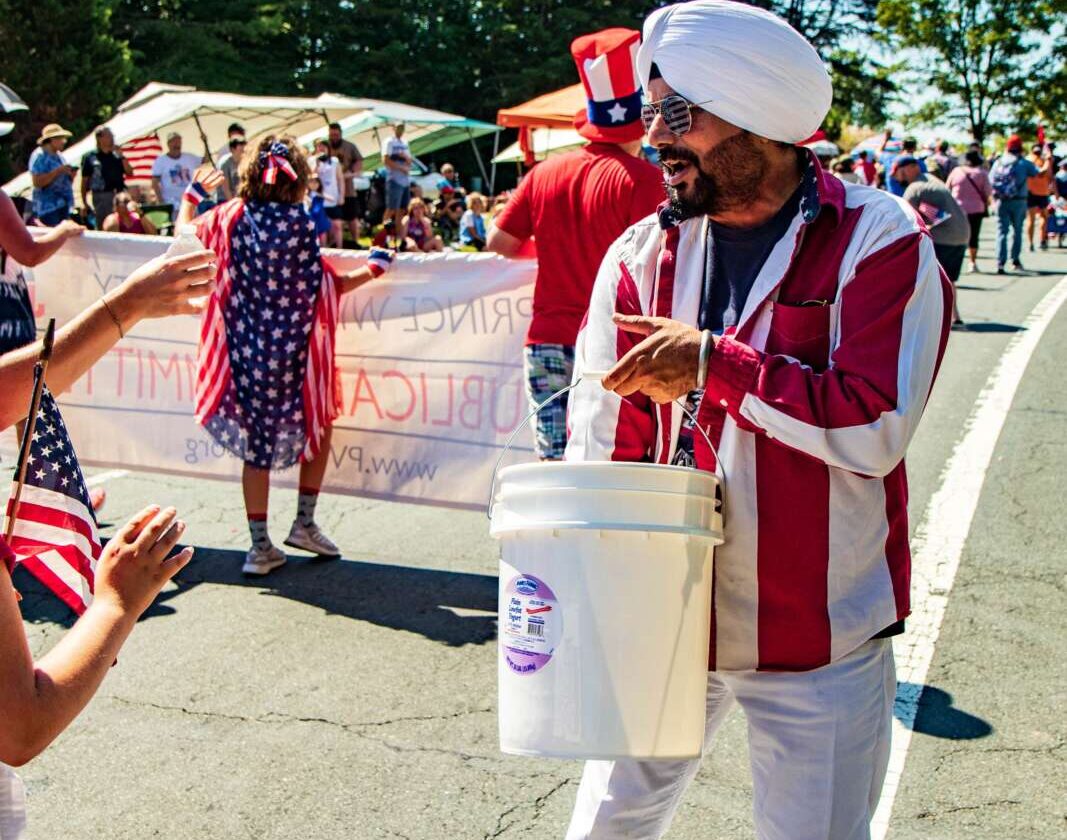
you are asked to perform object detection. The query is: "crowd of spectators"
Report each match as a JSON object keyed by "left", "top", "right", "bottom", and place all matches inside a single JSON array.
[
  {"left": 813, "top": 130, "right": 1065, "bottom": 327},
  {"left": 19, "top": 118, "right": 515, "bottom": 255},
  {"left": 19, "top": 117, "right": 1066, "bottom": 268}
]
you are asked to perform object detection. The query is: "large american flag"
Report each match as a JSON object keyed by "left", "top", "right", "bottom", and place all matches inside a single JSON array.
[
  {"left": 194, "top": 199, "right": 339, "bottom": 464},
  {"left": 5, "top": 387, "right": 100, "bottom": 614},
  {"left": 120, "top": 133, "right": 164, "bottom": 186}
]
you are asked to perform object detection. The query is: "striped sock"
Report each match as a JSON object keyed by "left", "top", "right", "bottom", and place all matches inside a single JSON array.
[
  {"left": 248, "top": 514, "right": 271, "bottom": 550},
  {"left": 297, "top": 487, "right": 318, "bottom": 527}
]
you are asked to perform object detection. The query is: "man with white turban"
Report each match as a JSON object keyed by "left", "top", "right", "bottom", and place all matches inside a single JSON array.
[{"left": 562, "top": 2, "right": 952, "bottom": 839}]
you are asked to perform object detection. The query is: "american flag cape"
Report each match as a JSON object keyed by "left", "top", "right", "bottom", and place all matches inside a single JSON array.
[
  {"left": 5, "top": 388, "right": 101, "bottom": 614},
  {"left": 193, "top": 199, "right": 341, "bottom": 462}
]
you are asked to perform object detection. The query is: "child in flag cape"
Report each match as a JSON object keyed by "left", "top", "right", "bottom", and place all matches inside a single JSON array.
[{"left": 178, "top": 136, "right": 394, "bottom": 575}]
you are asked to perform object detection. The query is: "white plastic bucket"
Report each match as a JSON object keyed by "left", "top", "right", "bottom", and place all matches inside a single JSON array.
[{"left": 490, "top": 461, "right": 723, "bottom": 760}]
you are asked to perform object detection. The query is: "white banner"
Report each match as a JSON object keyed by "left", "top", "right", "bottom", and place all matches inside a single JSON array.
[{"left": 19, "top": 231, "right": 539, "bottom": 511}]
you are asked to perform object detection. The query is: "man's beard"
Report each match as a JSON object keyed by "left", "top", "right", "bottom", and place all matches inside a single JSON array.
[
  {"left": 663, "top": 131, "right": 767, "bottom": 219},
  {"left": 330, "top": 138, "right": 341, "bottom": 149}
]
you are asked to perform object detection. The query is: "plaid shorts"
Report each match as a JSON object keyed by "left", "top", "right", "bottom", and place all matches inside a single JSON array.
[{"left": 523, "top": 343, "right": 575, "bottom": 460}]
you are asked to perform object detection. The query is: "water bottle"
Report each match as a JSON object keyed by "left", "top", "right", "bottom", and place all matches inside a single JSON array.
[
  {"left": 165, "top": 224, "right": 204, "bottom": 258},
  {"left": 0, "top": 762, "right": 27, "bottom": 839},
  {"left": 164, "top": 224, "right": 211, "bottom": 309}
]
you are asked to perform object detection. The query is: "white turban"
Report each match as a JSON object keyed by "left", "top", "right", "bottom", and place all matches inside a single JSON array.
[{"left": 636, "top": 0, "right": 833, "bottom": 144}]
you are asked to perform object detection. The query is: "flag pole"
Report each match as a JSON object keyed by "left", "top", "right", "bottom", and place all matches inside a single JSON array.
[{"left": 5, "top": 318, "right": 56, "bottom": 543}]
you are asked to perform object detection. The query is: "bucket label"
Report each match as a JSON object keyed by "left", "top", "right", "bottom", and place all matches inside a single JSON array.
[{"left": 502, "top": 574, "right": 561, "bottom": 675}]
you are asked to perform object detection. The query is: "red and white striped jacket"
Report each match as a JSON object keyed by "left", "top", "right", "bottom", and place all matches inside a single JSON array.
[{"left": 566, "top": 155, "right": 953, "bottom": 672}]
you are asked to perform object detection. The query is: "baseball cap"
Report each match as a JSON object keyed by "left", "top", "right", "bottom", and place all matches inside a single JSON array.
[{"left": 892, "top": 155, "right": 919, "bottom": 173}]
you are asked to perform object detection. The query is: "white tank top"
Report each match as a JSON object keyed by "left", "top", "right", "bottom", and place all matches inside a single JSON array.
[{"left": 316, "top": 156, "right": 341, "bottom": 206}]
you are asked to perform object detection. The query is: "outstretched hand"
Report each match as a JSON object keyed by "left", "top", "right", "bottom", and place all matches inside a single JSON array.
[
  {"left": 93, "top": 506, "right": 194, "bottom": 618},
  {"left": 54, "top": 219, "right": 85, "bottom": 241},
  {"left": 192, "top": 165, "right": 226, "bottom": 195},
  {"left": 110, "top": 248, "right": 218, "bottom": 323},
  {"left": 601, "top": 314, "right": 707, "bottom": 404}
]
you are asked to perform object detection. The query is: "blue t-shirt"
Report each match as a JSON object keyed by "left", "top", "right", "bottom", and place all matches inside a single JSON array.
[
  {"left": 29, "top": 147, "right": 74, "bottom": 217},
  {"left": 459, "top": 209, "right": 485, "bottom": 245},
  {"left": 702, "top": 184, "right": 803, "bottom": 333}
]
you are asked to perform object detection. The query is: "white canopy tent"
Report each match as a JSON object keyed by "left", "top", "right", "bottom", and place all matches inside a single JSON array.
[
  {"left": 298, "top": 99, "right": 501, "bottom": 188},
  {"left": 491, "top": 127, "right": 585, "bottom": 164},
  {"left": 4, "top": 83, "right": 371, "bottom": 198}
]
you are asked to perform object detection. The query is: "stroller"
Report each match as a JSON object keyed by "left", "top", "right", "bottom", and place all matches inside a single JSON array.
[{"left": 1048, "top": 197, "right": 1067, "bottom": 247}]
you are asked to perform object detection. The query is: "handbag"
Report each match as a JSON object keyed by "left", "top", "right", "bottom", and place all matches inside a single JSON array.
[{"left": 964, "top": 171, "right": 989, "bottom": 217}]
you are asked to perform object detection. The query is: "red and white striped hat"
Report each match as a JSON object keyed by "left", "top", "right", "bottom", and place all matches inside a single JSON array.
[{"left": 571, "top": 28, "right": 645, "bottom": 144}]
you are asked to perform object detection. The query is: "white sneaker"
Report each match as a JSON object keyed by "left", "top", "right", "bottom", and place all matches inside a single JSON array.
[
  {"left": 967, "top": 261, "right": 978, "bottom": 274},
  {"left": 243, "top": 544, "right": 287, "bottom": 576},
  {"left": 284, "top": 521, "right": 341, "bottom": 557}
]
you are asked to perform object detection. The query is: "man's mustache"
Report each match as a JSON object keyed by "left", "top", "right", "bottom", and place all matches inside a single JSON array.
[{"left": 658, "top": 145, "right": 700, "bottom": 166}]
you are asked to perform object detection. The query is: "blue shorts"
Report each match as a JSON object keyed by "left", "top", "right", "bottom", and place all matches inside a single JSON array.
[
  {"left": 385, "top": 181, "right": 411, "bottom": 210},
  {"left": 524, "top": 343, "right": 575, "bottom": 460}
]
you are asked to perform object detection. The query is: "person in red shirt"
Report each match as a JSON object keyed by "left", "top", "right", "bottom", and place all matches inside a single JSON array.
[
  {"left": 855, "top": 150, "right": 878, "bottom": 187},
  {"left": 488, "top": 28, "right": 664, "bottom": 460}
]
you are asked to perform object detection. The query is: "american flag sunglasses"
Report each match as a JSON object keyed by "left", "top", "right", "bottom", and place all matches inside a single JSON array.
[{"left": 640, "top": 95, "right": 714, "bottom": 136}]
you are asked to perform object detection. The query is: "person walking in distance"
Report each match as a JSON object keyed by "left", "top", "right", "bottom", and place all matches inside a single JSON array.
[
  {"left": 946, "top": 150, "right": 992, "bottom": 273},
  {"left": 895, "top": 156, "right": 970, "bottom": 327},
  {"left": 561, "top": 3, "right": 951, "bottom": 837},
  {"left": 1025, "top": 142, "right": 1054, "bottom": 251},
  {"left": 177, "top": 138, "right": 395, "bottom": 575},
  {"left": 488, "top": 28, "right": 664, "bottom": 460},
  {"left": 991, "top": 134, "right": 1050, "bottom": 273}
]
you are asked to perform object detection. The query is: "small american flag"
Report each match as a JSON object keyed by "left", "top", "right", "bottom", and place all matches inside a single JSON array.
[{"left": 5, "top": 387, "right": 100, "bottom": 614}]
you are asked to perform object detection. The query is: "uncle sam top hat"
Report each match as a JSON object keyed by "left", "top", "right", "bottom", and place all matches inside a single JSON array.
[{"left": 571, "top": 28, "right": 646, "bottom": 144}]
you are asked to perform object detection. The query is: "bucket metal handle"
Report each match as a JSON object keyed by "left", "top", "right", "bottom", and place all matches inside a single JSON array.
[{"left": 487, "top": 375, "right": 725, "bottom": 521}]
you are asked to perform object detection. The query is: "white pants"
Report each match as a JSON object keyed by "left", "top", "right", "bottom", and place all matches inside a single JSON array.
[{"left": 565, "top": 639, "right": 895, "bottom": 840}]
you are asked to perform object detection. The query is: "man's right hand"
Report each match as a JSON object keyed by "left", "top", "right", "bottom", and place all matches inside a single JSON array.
[
  {"left": 93, "top": 506, "right": 193, "bottom": 619},
  {"left": 108, "top": 248, "right": 218, "bottom": 325}
]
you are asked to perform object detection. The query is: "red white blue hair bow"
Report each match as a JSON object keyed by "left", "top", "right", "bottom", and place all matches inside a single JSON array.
[{"left": 260, "top": 141, "right": 297, "bottom": 184}]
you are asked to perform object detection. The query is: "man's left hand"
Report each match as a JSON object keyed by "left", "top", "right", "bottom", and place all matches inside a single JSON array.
[{"left": 602, "top": 314, "right": 709, "bottom": 404}]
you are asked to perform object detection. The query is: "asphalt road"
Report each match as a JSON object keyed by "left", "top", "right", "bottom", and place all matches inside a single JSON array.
[{"left": 12, "top": 227, "right": 1067, "bottom": 839}]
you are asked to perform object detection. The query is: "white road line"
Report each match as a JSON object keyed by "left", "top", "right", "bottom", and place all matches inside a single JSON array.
[
  {"left": 872, "top": 274, "right": 1067, "bottom": 839},
  {"left": 85, "top": 469, "right": 129, "bottom": 487}
]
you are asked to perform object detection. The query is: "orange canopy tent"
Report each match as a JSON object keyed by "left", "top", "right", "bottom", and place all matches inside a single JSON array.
[
  {"left": 496, "top": 83, "right": 585, "bottom": 130},
  {"left": 496, "top": 83, "right": 585, "bottom": 167}
]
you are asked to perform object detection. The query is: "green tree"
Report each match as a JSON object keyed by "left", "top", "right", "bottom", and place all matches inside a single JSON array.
[
  {"left": 744, "top": 1, "right": 896, "bottom": 138},
  {"left": 111, "top": 0, "right": 300, "bottom": 94},
  {"left": 876, "top": 0, "right": 1064, "bottom": 142},
  {"left": 0, "top": 0, "right": 132, "bottom": 170},
  {"left": 823, "top": 48, "right": 899, "bottom": 140},
  {"left": 1019, "top": 42, "right": 1067, "bottom": 136}
]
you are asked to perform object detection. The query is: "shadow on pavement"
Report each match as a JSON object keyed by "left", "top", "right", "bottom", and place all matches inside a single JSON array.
[
  {"left": 959, "top": 322, "right": 1026, "bottom": 333},
  {"left": 16, "top": 547, "right": 500, "bottom": 647},
  {"left": 896, "top": 683, "right": 993, "bottom": 740}
]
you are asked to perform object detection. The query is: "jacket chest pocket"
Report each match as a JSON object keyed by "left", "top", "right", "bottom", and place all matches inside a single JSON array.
[{"left": 765, "top": 301, "right": 837, "bottom": 370}]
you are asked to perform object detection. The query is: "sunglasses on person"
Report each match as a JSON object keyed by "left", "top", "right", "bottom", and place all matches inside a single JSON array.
[{"left": 640, "top": 95, "right": 714, "bottom": 136}]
